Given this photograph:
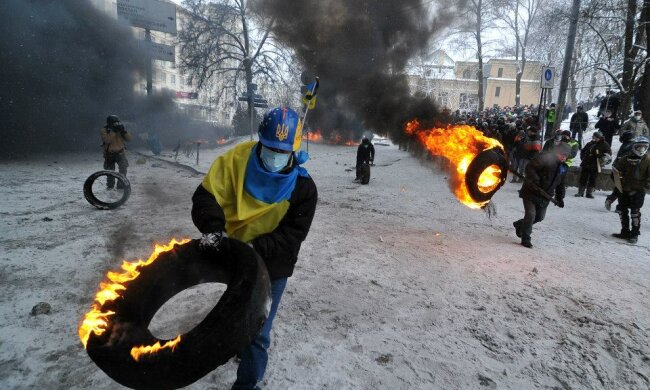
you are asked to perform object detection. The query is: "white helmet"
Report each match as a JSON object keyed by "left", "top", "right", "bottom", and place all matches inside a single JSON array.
[{"left": 632, "top": 136, "right": 649, "bottom": 157}]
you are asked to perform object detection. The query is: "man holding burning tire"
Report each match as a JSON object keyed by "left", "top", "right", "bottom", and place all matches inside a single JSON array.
[
  {"left": 191, "top": 107, "right": 318, "bottom": 389},
  {"left": 513, "top": 143, "right": 571, "bottom": 248}
]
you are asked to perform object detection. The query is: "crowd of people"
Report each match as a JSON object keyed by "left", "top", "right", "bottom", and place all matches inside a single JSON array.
[{"left": 445, "top": 98, "right": 649, "bottom": 248}]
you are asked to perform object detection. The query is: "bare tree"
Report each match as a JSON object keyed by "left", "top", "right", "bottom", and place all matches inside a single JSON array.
[
  {"left": 448, "top": 0, "right": 499, "bottom": 110},
  {"left": 178, "top": 0, "right": 294, "bottom": 135},
  {"left": 495, "top": 0, "right": 542, "bottom": 106}
]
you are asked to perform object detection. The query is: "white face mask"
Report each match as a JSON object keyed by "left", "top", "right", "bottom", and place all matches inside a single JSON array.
[
  {"left": 635, "top": 115, "right": 642, "bottom": 120},
  {"left": 260, "top": 145, "right": 291, "bottom": 172}
]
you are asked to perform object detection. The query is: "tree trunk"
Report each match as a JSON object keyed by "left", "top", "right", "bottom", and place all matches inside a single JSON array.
[
  {"left": 476, "top": 0, "right": 485, "bottom": 111},
  {"left": 638, "top": 0, "right": 650, "bottom": 122},
  {"left": 620, "top": 0, "right": 637, "bottom": 118},
  {"left": 568, "top": 30, "right": 584, "bottom": 113}
]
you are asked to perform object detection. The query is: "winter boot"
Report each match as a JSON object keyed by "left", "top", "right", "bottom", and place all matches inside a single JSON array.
[
  {"left": 513, "top": 221, "right": 522, "bottom": 238},
  {"left": 575, "top": 186, "right": 585, "bottom": 197},
  {"left": 629, "top": 210, "right": 641, "bottom": 244},
  {"left": 585, "top": 187, "right": 595, "bottom": 199},
  {"left": 612, "top": 230, "right": 630, "bottom": 240},
  {"left": 520, "top": 240, "right": 533, "bottom": 248},
  {"left": 604, "top": 197, "right": 613, "bottom": 211},
  {"left": 613, "top": 207, "right": 631, "bottom": 239}
]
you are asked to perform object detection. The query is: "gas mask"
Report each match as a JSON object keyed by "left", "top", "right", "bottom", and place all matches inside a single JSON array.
[{"left": 260, "top": 145, "right": 291, "bottom": 172}]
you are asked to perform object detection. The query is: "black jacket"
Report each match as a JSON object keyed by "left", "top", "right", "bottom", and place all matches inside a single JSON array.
[
  {"left": 579, "top": 139, "right": 612, "bottom": 169},
  {"left": 569, "top": 112, "right": 589, "bottom": 131},
  {"left": 594, "top": 117, "right": 620, "bottom": 136},
  {"left": 520, "top": 151, "right": 568, "bottom": 203},
  {"left": 357, "top": 139, "right": 375, "bottom": 164},
  {"left": 192, "top": 172, "right": 318, "bottom": 280}
]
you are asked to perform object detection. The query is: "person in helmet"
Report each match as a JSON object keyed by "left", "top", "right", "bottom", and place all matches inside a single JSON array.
[
  {"left": 100, "top": 115, "right": 132, "bottom": 189},
  {"left": 611, "top": 136, "right": 650, "bottom": 243},
  {"left": 575, "top": 131, "right": 612, "bottom": 198},
  {"left": 191, "top": 107, "right": 317, "bottom": 389},
  {"left": 605, "top": 130, "right": 637, "bottom": 211}
]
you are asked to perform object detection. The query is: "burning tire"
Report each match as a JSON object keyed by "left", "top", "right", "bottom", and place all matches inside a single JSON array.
[
  {"left": 465, "top": 147, "right": 509, "bottom": 203},
  {"left": 82, "top": 239, "right": 271, "bottom": 389},
  {"left": 83, "top": 170, "right": 131, "bottom": 210}
]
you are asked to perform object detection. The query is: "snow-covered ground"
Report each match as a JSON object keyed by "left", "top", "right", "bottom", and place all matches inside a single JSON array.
[{"left": 1, "top": 140, "right": 649, "bottom": 389}]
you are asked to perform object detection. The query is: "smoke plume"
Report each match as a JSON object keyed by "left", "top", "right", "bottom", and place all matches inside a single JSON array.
[
  {"left": 253, "top": 0, "right": 462, "bottom": 142},
  {"left": 1, "top": 0, "right": 217, "bottom": 157}
]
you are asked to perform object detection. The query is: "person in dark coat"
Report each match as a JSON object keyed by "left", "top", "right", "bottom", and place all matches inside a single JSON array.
[
  {"left": 605, "top": 130, "right": 636, "bottom": 211},
  {"left": 191, "top": 107, "right": 318, "bottom": 389},
  {"left": 513, "top": 143, "right": 571, "bottom": 248},
  {"left": 569, "top": 105, "right": 589, "bottom": 148},
  {"left": 612, "top": 136, "right": 650, "bottom": 243},
  {"left": 594, "top": 110, "right": 620, "bottom": 147},
  {"left": 598, "top": 90, "right": 620, "bottom": 117},
  {"left": 511, "top": 126, "right": 542, "bottom": 183},
  {"left": 575, "top": 131, "right": 612, "bottom": 198},
  {"left": 355, "top": 137, "right": 375, "bottom": 181}
]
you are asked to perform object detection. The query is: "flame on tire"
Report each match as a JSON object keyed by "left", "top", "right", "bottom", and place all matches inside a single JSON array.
[
  {"left": 405, "top": 120, "right": 505, "bottom": 209},
  {"left": 79, "top": 238, "right": 191, "bottom": 359}
]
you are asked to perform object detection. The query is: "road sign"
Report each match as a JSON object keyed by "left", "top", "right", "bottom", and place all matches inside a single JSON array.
[
  {"left": 238, "top": 96, "right": 248, "bottom": 102},
  {"left": 541, "top": 67, "right": 555, "bottom": 89},
  {"left": 143, "top": 41, "right": 175, "bottom": 62},
  {"left": 117, "top": 0, "right": 177, "bottom": 35},
  {"left": 254, "top": 103, "right": 269, "bottom": 108}
]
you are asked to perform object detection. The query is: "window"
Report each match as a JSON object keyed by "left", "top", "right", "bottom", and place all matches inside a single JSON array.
[
  {"left": 171, "top": 74, "right": 176, "bottom": 85},
  {"left": 497, "top": 67, "right": 503, "bottom": 77},
  {"left": 462, "top": 69, "right": 471, "bottom": 79},
  {"left": 495, "top": 86, "right": 501, "bottom": 97},
  {"left": 160, "top": 72, "right": 166, "bottom": 83}
]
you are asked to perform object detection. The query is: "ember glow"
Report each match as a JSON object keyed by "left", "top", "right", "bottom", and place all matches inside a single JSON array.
[
  {"left": 130, "top": 335, "right": 182, "bottom": 361},
  {"left": 216, "top": 138, "right": 227, "bottom": 145},
  {"left": 79, "top": 238, "right": 191, "bottom": 349},
  {"left": 303, "top": 129, "right": 323, "bottom": 142},
  {"left": 405, "top": 120, "right": 504, "bottom": 209}
]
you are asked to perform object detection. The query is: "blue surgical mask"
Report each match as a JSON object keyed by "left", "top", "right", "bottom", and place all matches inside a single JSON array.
[{"left": 260, "top": 145, "right": 291, "bottom": 172}]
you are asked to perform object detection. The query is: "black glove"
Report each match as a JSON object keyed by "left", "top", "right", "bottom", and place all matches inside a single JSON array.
[
  {"left": 199, "top": 231, "right": 228, "bottom": 252},
  {"left": 556, "top": 198, "right": 564, "bottom": 208}
]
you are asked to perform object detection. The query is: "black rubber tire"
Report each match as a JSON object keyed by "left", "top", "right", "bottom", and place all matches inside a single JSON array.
[
  {"left": 85, "top": 239, "right": 271, "bottom": 389},
  {"left": 83, "top": 170, "right": 131, "bottom": 210},
  {"left": 360, "top": 163, "right": 371, "bottom": 185},
  {"left": 465, "top": 147, "right": 509, "bottom": 203}
]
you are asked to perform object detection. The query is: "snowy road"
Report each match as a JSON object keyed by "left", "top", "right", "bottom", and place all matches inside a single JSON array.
[{"left": 1, "top": 141, "right": 649, "bottom": 389}]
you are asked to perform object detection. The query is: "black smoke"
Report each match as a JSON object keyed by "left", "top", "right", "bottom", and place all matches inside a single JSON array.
[
  {"left": 252, "top": 0, "right": 461, "bottom": 142},
  {"left": 1, "top": 0, "right": 217, "bottom": 157}
]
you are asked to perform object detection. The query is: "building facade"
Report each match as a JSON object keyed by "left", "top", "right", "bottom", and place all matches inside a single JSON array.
[{"left": 409, "top": 50, "right": 543, "bottom": 111}]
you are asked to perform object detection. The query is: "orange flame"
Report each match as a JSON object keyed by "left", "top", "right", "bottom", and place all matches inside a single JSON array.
[
  {"left": 130, "top": 335, "right": 182, "bottom": 361},
  {"left": 405, "top": 120, "right": 504, "bottom": 209},
  {"left": 216, "top": 138, "right": 227, "bottom": 145},
  {"left": 79, "top": 238, "right": 191, "bottom": 349},
  {"left": 303, "top": 129, "right": 323, "bottom": 142}
]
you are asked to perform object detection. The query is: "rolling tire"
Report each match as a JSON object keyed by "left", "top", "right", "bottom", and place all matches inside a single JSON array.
[
  {"left": 85, "top": 239, "right": 271, "bottom": 389},
  {"left": 465, "top": 147, "right": 508, "bottom": 203},
  {"left": 83, "top": 170, "right": 131, "bottom": 210},
  {"left": 360, "top": 163, "right": 371, "bottom": 185}
]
